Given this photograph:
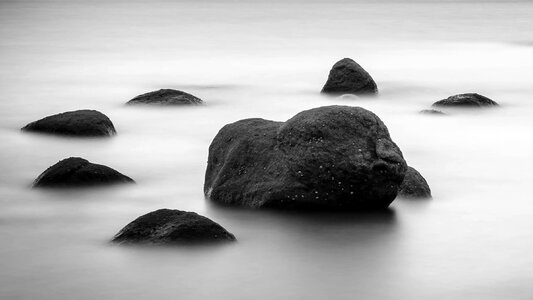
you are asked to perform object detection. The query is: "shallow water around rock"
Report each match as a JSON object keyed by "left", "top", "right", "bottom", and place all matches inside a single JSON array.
[{"left": 1, "top": 1, "right": 533, "bottom": 299}]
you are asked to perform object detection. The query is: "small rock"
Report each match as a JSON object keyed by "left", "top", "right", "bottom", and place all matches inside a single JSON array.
[
  {"left": 432, "top": 93, "right": 498, "bottom": 107},
  {"left": 321, "top": 58, "right": 378, "bottom": 95},
  {"left": 420, "top": 109, "right": 446, "bottom": 115},
  {"left": 398, "top": 166, "right": 431, "bottom": 198},
  {"left": 22, "top": 110, "right": 116, "bottom": 137},
  {"left": 127, "top": 89, "right": 203, "bottom": 105},
  {"left": 33, "top": 157, "right": 134, "bottom": 188},
  {"left": 112, "top": 209, "right": 236, "bottom": 244},
  {"left": 338, "top": 94, "right": 360, "bottom": 100}
]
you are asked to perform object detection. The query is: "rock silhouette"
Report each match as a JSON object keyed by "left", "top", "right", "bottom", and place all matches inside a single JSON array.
[
  {"left": 112, "top": 209, "right": 236, "bottom": 245},
  {"left": 33, "top": 157, "right": 134, "bottom": 188},
  {"left": 22, "top": 110, "right": 116, "bottom": 137},
  {"left": 205, "top": 105, "right": 407, "bottom": 210},
  {"left": 127, "top": 89, "right": 203, "bottom": 105},
  {"left": 432, "top": 93, "right": 498, "bottom": 107},
  {"left": 321, "top": 58, "right": 378, "bottom": 95}
]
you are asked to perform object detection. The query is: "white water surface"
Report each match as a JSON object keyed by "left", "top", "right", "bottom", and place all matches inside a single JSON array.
[{"left": 1, "top": 1, "right": 533, "bottom": 299}]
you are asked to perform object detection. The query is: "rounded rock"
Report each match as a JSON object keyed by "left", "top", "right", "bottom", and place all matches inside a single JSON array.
[
  {"left": 126, "top": 89, "right": 203, "bottom": 105},
  {"left": 432, "top": 93, "right": 498, "bottom": 107},
  {"left": 33, "top": 157, "right": 134, "bottom": 188},
  {"left": 22, "top": 110, "right": 116, "bottom": 137},
  {"left": 112, "top": 209, "right": 236, "bottom": 245},
  {"left": 204, "top": 105, "right": 407, "bottom": 210},
  {"left": 321, "top": 58, "right": 378, "bottom": 95},
  {"left": 398, "top": 166, "right": 432, "bottom": 198}
]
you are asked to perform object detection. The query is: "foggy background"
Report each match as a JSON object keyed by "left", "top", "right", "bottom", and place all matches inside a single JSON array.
[{"left": 1, "top": 0, "right": 532, "bottom": 299}]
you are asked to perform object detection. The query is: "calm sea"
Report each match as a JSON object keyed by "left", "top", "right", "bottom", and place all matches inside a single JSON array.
[{"left": 1, "top": 0, "right": 532, "bottom": 299}]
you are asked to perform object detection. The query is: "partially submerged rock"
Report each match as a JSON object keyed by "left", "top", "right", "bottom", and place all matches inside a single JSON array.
[
  {"left": 205, "top": 105, "right": 407, "bottom": 210},
  {"left": 127, "top": 89, "right": 203, "bottom": 105},
  {"left": 112, "top": 209, "right": 236, "bottom": 245},
  {"left": 22, "top": 110, "right": 116, "bottom": 137},
  {"left": 420, "top": 109, "right": 446, "bottom": 115},
  {"left": 432, "top": 93, "right": 498, "bottom": 107},
  {"left": 338, "top": 94, "right": 360, "bottom": 101},
  {"left": 33, "top": 157, "right": 134, "bottom": 188},
  {"left": 321, "top": 58, "right": 378, "bottom": 95},
  {"left": 398, "top": 166, "right": 431, "bottom": 198}
]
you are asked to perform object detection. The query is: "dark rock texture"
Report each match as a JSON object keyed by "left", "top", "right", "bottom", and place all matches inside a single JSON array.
[
  {"left": 22, "top": 110, "right": 116, "bottom": 137},
  {"left": 432, "top": 93, "right": 498, "bottom": 107},
  {"left": 127, "top": 89, "right": 203, "bottom": 105},
  {"left": 204, "top": 105, "right": 407, "bottom": 210},
  {"left": 420, "top": 109, "right": 446, "bottom": 115},
  {"left": 321, "top": 58, "right": 378, "bottom": 95},
  {"left": 398, "top": 166, "right": 431, "bottom": 198},
  {"left": 112, "top": 209, "right": 236, "bottom": 244},
  {"left": 33, "top": 157, "right": 134, "bottom": 188}
]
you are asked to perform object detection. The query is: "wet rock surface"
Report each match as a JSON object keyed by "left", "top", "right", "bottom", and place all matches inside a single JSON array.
[
  {"left": 321, "top": 58, "right": 378, "bottom": 95},
  {"left": 22, "top": 110, "right": 116, "bottom": 137},
  {"left": 33, "top": 157, "right": 134, "bottom": 188},
  {"left": 126, "top": 89, "right": 203, "bottom": 105},
  {"left": 205, "top": 105, "right": 407, "bottom": 210},
  {"left": 112, "top": 209, "right": 236, "bottom": 244}
]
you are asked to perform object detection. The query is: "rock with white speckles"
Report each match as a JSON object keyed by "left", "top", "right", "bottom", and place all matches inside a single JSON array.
[{"left": 204, "top": 105, "right": 407, "bottom": 210}]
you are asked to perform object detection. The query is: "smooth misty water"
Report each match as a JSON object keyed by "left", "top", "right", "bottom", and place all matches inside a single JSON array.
[{"left": 1, "top": 0, "right": 533, "bottom": 299}]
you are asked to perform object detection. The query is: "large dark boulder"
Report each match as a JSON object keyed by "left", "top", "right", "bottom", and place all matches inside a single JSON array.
[
  {"left": 432, "top": 93, "right": 498, "bottom": 107},
  {"left": 112, "top": 209, "right": 236, "bottom": 245},
  {"left": 33, "top": 157, "right": 134, "bottom": 188},
  {"left": 22, "top": 110, "right": 116, "bottom": 137},
  {"left": 321, "top": 58, "right": 378, "bottom": 95},
  {"left": 126, "top": 89, "right": 203, "bottom": 105},
  {"left": 204, "top": 105, "right": 407, "bottom": 210},
  {"left": 398, "top": 166, "right": 431, "bottom": 198}
]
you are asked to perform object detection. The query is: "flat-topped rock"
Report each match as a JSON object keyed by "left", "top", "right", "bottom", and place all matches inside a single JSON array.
[
  {"left": 321, "top": 58, "right": 378, "bottom": 95},
  {"left": 112, "top": 209, "right": 236, "bottom": 245},
  {"left": 33, "top": 157, "right": 134, "bottom": 188},
  {"left": 420, "top": 109, "right": 446, "bottom": 115},
  {"left": 205, "top": 105, "right": 407, "bottom": 210},
  {"left": 127, "top": 89, "right": 203, "bottom": 105},
  {"left": 398, "top": 166, "right": 432, "bottom": 198},
  {"left": 22, "top": 110, "right": 116, "bottom": 137},
  {"left": 432, "top": 93, "right": 498, "bottom": 107}
]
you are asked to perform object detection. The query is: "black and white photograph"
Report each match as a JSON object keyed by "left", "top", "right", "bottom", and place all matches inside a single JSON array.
[{"left": 0, "top": 0, "right": 532, "bottom": 299}]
